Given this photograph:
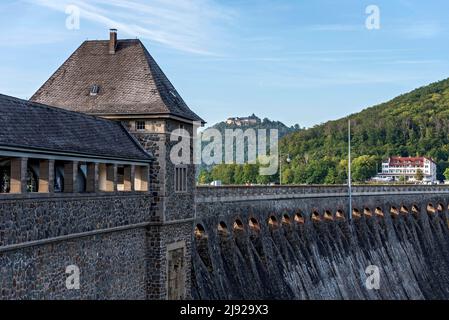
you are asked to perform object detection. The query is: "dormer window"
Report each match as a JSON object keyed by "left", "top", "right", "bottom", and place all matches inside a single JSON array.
[
  {"left": 136, "top": 121, "right": 146, "bottom": 131},
  {"left": 90, "top": 85, "right": 100, "bottom": 96}
]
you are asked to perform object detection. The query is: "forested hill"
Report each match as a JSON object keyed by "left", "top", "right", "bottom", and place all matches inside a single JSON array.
[
  {"left": 280, "top": 77, "right": 449, "bottom": 184},
  {"left": 211, "top": 115, "right": 300, "bottom": 138}
]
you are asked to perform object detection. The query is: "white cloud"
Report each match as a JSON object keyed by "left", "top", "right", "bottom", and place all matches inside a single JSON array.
[
  {"left": 27, "top": 0, "right": 235, "bottom": 55},
  {"left": 398, "top": 22, "right": 442, "bottom": 39}
]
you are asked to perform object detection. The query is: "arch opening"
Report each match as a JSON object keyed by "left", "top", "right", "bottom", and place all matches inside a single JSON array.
[
  {"left": 268, "top": 215, "right": 279, "bottom": 228},
  {"left": 375, "top": 207, "right": 384, "bottom": 217},
  {"left": 336, "top": 209, "right": 346, "bottom": 221},
  {"left": 364, "top": 208, "right": 372, "bottom": 218},
  {"left": 282, "top": 214, "right": 292, "bottom": 225},
  {"left": 437, "top": 203, "right": 445, "bottom": 212},
  {"left": 412, "top": 205, "right": 420, "bottom": 217},
  {"left": 195, "top": 224, "right": 207, "bottom": 239},
  {"left": 352, "top": 208, "right": 361, "bottom": 219},
  {"left": 390, "top": 206, "right": 399, "bottom": 218},
  {"left": 427, "top": 203, "right": 436, "bottom": 215},
  {"left": 324, "top": 210, "right": 333, "bottom": 221},
  {"left": 400, "top": 206, "right": 409, "bottom": 216},
  {"left": 217, "top": 221, "right": 229, "bottom": 236},
  {"left": 312, "top": 211, "right": 321, "bottom": 223},
  {"left": 295, "top": 212, "right": 305, "bottom": 224},
  {"left": 249, "top": 218, "right": 261, "bottom": 232},
  {"left": 233, "top": 219, "right": 245, "bottom": 232}
]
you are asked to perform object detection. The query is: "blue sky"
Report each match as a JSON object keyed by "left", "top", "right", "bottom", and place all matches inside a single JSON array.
[{"left": 1, "top": 0, "right": 448, "bottom": 127}]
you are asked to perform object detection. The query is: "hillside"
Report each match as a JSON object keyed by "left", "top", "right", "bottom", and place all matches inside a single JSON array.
[
  {"left": 280, "top": 77, "right": 449, "bottom": 184},
  {"left": 198, "top": 115, "right": 300, "bottom": 184},
  {"left": 211, "top": 114, "right": 299, "bottom": 138}
]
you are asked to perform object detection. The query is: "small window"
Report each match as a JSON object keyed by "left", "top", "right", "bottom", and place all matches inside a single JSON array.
[
  {"left": 90, "top": 85, "right": 100, "bottom": 96},
  {"left": 175, "top": 166, "right": 188, "bottom": 193},
  {"left": 136, "top": 121, "right": 146, "bottom": 131}
]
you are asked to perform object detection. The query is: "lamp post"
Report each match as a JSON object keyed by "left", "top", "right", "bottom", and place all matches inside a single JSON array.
[
  {"left": 280, "top": 153, "right": 291, "bottom": 185},
  {"left": 348, "top": 120, "right": 353, "bottom": 221}
]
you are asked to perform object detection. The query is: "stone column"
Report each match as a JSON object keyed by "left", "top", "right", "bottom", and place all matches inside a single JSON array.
[
  {"left": 105, "top": 164, "right": 116, "bottom": 192},
  {"left": 64, "top": 161, "right": 78, "bottom": 193},
  {"left": 10, "top": 157, "right": 27, "bottom": 194},
  {"left": 38, "top": 159, "right": 54, "bottom": 193},
  {"left": 135, "top": 166, "right": 149, "bottom": 191},
  {"left": 124, "top": 165, "right": 134, "bottom": 192},
  {"left": 86, "top": 163, "right": 99, "bottom": 193},
  {"left": 141, "top": 166, "right": 149, "bottom": 191}
]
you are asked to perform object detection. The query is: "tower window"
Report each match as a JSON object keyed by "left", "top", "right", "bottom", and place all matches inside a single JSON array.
[
  {"left": 175, "top": 166, "right": 187, "bottom": 193},
  {"left": 90, "top": 85, "right": 100, "bottom": 96},
  {"left": 136, "top": 121, "right": 146, "bottom": 131}
]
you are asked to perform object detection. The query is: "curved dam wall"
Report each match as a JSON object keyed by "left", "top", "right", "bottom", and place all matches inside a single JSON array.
[{"left": 193, "top": 185, "right": 449, "bottom": 300}]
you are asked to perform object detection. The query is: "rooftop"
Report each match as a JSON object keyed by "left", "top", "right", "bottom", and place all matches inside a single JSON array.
[
  {"left": 0, "top": 94, "right": 152, "bottom": 162},
  {"left": 31, "top": 32, "right": 204, "bottom": 124}
]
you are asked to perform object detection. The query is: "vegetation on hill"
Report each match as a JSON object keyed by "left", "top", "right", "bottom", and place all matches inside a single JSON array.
[
  {"left": 280, "top": 78, "right": 449, "bottom": 184},
  {"left": 198, "top": 115, "right": 300, "bottom": 184},
  {"left": 199, "top": 78, "right": 449, "bottom": 185}
]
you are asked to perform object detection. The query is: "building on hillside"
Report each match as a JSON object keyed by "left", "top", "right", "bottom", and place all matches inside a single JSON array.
[
  {"left": 226, "top": 114, "right": 260, "bottom": 126},
  {"left": 374, "top": 156, "right": 437, "bottom": 183}
]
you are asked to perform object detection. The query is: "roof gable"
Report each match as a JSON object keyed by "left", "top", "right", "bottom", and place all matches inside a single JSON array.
[{"left": 31, "top": 39, "right": 204, "bottom": 123}]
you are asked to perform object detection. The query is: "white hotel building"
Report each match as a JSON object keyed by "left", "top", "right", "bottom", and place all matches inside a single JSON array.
[{"left": 375, "top": 157, "right": 437, "bottom": 183}]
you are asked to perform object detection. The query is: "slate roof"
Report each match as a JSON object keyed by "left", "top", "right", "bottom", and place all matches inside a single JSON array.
[
  {"left": 0, "top": 94, "right": 152, "bottom": 162},
  {"left": 31, "top": 39, "right": 204, "bottom": 123}
]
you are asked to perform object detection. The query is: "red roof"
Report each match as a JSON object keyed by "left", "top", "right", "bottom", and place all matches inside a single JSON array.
[{"left": 388, "top": 157, "right": 433, "bottom": 167}]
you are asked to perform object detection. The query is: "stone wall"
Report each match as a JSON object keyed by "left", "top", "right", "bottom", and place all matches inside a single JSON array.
[
  {"left": 195, "top": 185, "right": 449, "bottom": 228},
  {"left": 0, "top": 193, "right": 155, "bottom": 300},
  {"left": 193, "top": 185, "right": 449, "bottom": 300},
  {"left": 0, "top": 228, "right": 147, "bottom": 300}
]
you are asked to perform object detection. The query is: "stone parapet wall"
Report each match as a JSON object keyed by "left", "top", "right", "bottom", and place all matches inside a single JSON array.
[
  {"left": 196, "top": 185, "right": 449, "bottom": 204},
  {"left": 0, "top": 193, "right": 155, "bottom": 248}
]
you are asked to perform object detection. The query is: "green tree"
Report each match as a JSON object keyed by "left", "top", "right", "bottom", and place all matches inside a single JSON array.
[
  {"left": 198, "top": 168, "right": 211, "bottom": 185},
  {"left": 416, "top": 169, "right": 424, "bottom": 181},
  {"left": 444, "top": 168, "right": 449, "bottom": 181},
  {"left": 352, "top": 155, "right": 378, "bottom": 182}
]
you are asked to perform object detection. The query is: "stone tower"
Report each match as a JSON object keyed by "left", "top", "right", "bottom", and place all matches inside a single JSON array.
[{"left": 31, "top": 29, "right": 204, "bottom": 299}]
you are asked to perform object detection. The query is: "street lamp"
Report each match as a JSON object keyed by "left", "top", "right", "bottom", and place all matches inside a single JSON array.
[{"left": 280, "top": 153, "right": 291, "bottom": 185}]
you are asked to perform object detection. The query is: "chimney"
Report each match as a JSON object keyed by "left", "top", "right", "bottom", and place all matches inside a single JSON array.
[{"left": 109, "top": 29, "right": 117, "bottom": 54}]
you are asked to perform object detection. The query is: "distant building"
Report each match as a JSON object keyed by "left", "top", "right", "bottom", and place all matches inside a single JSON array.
[
  {"left": 226, "top": 114, "right": 260, "bottom": 126},
  {"left": 375, "top": 156, "right": 437, "bottom": 183}
]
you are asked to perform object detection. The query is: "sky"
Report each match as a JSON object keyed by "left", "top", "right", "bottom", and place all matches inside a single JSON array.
[{"left": 1, "top": 0, "right": 448, "bottom": 128}]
